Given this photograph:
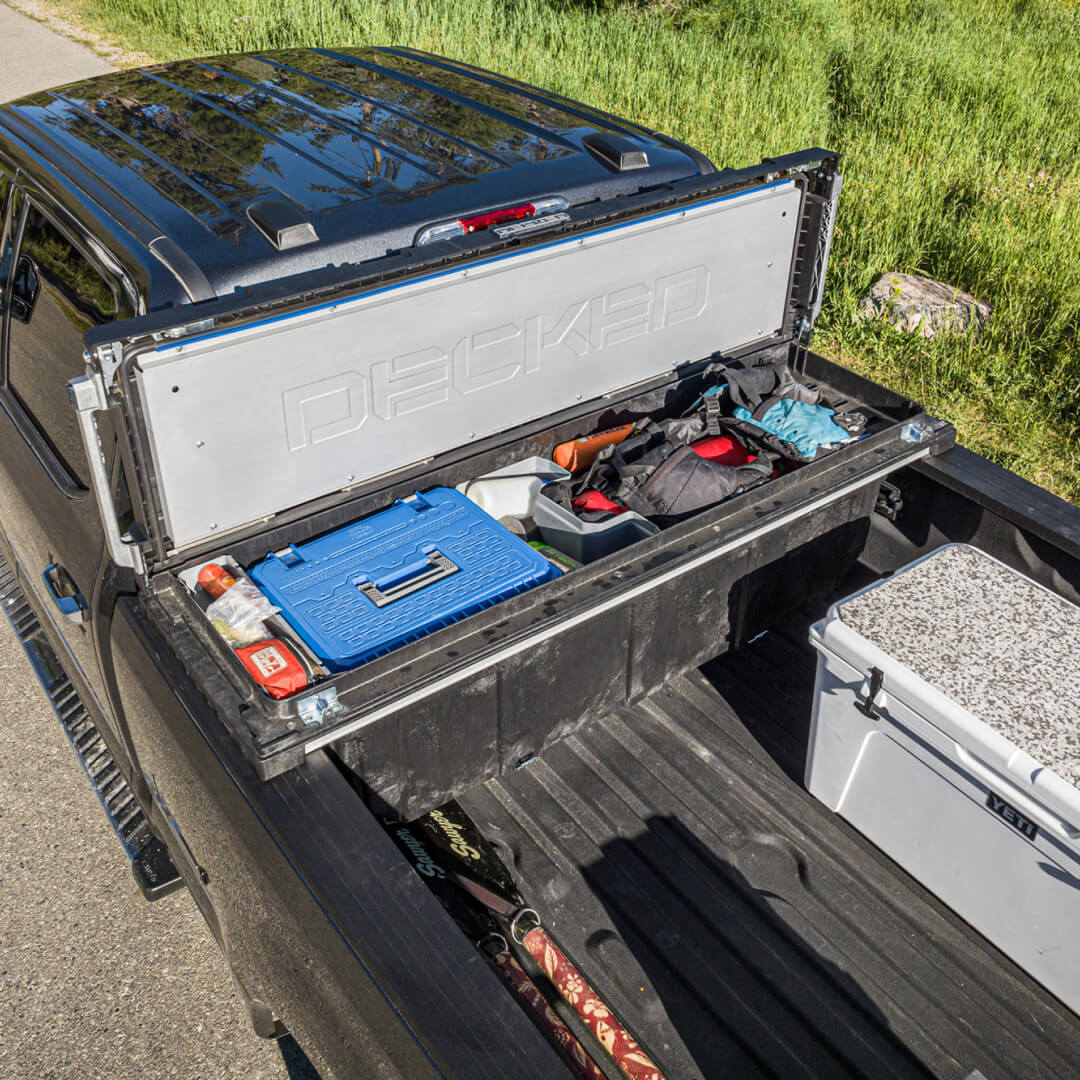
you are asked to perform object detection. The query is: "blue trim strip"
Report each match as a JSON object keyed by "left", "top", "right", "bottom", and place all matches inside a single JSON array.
[{"left": 155, "top": 179, "right": 791, "bottom": 353}]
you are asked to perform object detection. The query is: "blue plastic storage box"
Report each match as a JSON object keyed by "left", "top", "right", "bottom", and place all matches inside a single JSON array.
[{"left": 249, "top": 488, "right": 558, "bottom": 670}]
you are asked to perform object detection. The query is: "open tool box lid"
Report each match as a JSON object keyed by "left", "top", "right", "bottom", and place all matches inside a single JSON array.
[{"left": 79, "top": 148, "right": 840, "bottom": 576}]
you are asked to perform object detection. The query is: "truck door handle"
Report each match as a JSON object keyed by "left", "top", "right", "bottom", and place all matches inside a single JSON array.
[{"left": 42, "top": 563, "right": 86, "bottom": 625}]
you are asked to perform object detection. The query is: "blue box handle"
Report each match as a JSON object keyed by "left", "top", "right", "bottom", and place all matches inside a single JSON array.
[{"left": 355, "top": 549, "right": 459, "bottom": 608}]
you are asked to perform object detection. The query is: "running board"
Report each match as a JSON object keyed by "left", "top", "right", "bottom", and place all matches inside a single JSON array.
[{"left": 0, "top": 559, "right": 182, "bottom": 900}]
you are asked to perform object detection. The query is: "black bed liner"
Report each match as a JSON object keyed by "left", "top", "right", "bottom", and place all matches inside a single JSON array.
[{"left": 459, "top": 611, "right": 1080, "bottom": 1079}]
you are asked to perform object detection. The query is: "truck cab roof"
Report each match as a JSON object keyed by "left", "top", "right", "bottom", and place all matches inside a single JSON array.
[{"left": 0, "top": 47, "right": 708, "bottom": 308}]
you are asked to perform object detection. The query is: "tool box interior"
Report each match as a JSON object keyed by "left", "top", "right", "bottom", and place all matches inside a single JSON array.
[{"left": 156, "top": 341, "right": 946, "bottom": 816}]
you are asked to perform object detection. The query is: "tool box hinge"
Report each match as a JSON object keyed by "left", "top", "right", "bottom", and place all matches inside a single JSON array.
[
  {"left": 69, "top": 373, "right": 144, "bottom": 576},
  {"left": 90, "top": 340, "right": 123, "bottom": 388},
  {"left": 807, "top": 173, "right": 843, "bottom": 326}
]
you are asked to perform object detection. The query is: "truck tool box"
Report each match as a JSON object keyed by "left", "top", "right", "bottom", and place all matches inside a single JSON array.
[
  {"left": 806, "top": 543, "right": 1080, "bottom": 1013},
  {"left": 94, "top": 148, "right": 957, "bottom": 815},
  {"left": 250, "top": 489, "right": 558, "bottom": 670}
]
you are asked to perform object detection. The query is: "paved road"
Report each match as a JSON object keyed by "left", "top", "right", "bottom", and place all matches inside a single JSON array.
[
  {"left": 0, "top": 6, "right": 306, "bottom": 1078},
  {"left": 0, "top": 2, "right": 113, "bottom": 100}
]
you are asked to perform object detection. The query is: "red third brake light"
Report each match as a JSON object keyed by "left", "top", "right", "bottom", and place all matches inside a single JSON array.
[
  {"left": 458, "top": 203, "right": 535, "bottom": 233},
  {"left": 415, "top": 196, "right": 568, "bottom": 246}
]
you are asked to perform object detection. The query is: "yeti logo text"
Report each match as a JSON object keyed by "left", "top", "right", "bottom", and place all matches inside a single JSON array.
[
  {"left": 281, "top": 265, "right": 709, "bottom": 446},
  {"left": 985, "top": 791, "right": 1039, "bottom": 841}
]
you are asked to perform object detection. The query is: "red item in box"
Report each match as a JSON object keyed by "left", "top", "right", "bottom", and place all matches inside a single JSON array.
[
  {"left": 572, "top": 489, "right": 627, "bottom": 515},
  {"left": 690, "top": 435, "right": 751, "bottom": 466},
  {"left": 235, "top": 639, "right": 308, "bottom": 699},
  {"left": 197, "top": 562, "right": 237, "bottom": 599}
]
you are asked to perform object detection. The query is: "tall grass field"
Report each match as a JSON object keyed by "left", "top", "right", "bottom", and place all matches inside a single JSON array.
[{"left": 34, "top": 0, "right": 1080, "bottom": 500}]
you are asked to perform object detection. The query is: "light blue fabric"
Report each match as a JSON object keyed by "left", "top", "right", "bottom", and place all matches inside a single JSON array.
[
  {"left": 687, "top": 383, "right": 728, "bottom": 412},
  {"left": 733, "top": 399, "right": 853, "bottom": 458}
]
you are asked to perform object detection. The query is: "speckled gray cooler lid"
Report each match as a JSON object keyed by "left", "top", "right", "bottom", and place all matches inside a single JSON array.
[{"left": 837, "top": 544, "right": 1080, "bottom": 787}]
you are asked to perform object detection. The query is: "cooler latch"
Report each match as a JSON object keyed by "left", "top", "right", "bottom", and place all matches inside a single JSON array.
[{"left": 855, "top": 667, "right": 885, "bottom": 720}]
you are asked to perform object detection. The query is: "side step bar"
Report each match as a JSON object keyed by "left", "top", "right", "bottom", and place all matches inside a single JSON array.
[{"left": 0, "top": 559, "right": 182, "bottom": 900}]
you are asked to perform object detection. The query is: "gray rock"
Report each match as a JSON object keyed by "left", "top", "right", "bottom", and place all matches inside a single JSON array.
[{"left": 857, "top": 272, "right": 991, "bottom": 338}]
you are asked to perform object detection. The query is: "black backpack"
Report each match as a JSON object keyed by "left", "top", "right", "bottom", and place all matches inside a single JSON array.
[
  {"left": 554, "top": 418, "right": 771, "bottom": 523},
  {"left": 695, "top": 361, "right": 865, "bottom": 464}
]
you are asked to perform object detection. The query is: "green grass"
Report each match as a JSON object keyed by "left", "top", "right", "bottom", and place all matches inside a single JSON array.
[{"left": 39, "top": 0, "right": 1080, "bottom": 500}]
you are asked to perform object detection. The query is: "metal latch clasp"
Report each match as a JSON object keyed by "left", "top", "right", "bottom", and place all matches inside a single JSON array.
[{"left": 296, "top": 686, "right": 343, "bottom": 727}]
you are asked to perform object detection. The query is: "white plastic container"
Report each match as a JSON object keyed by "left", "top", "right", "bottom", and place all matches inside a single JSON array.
[
  {"left": 807, "top": 544, "right": 1080, "bottom": 1014},
  {"left": 456, "top": 456, "right": 568, "bottom": 521},
  {"left": 457, "top": 457, "right": 659, "bottom": 564}
]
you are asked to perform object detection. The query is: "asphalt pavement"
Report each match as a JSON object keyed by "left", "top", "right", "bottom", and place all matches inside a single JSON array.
[{"left": 0, "top": 6, "right": 306, "bottom": 1077}]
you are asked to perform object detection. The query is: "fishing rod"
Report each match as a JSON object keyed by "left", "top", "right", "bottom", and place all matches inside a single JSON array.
[
  {"left": 384, "top": 801, "right": 668, "bottom": 1080},
  {"left": 380, "top": 812, "right": 606, "bottom": 1080}
]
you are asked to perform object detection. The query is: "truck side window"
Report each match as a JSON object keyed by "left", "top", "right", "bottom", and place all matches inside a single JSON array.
[
  {"left": 0, "top": 177, "right": 14, "bottom": 299},
  {"left": 5, "top": 202, "right": 118, "bottom": 489}
]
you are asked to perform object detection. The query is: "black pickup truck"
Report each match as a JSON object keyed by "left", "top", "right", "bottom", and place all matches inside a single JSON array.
[{"left": 2, "top": 47, "right": 1079, "bottom": 1079}]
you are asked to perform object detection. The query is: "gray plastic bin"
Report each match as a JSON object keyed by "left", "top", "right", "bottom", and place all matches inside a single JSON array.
[
  {"left": 457, "top": 456, "right": 659, "bottom": 564},
  {"left": 807, "top": 544, "right": 1080, "bottom": 1015}
]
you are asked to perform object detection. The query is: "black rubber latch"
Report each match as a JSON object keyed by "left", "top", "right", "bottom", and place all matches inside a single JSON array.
[
  {"left": 582, "top": 133, "right": 649, "bottom": 172},
  {"left": 874, "top": 480, "right": 904, "bottom": 521},
  {"left": 131, "top": 836, "right": 185, "bottom": 901},
  {"left": 855, "top": 667, "right": 885, "bottom": 720}
]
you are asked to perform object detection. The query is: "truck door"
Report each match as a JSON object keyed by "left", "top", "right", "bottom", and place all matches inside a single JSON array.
[{"left": 0, "top": 182, "right": 133, "bottom": 726}]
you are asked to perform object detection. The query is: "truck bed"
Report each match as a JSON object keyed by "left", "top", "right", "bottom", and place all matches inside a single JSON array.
[{"left": 458, "top": 598, "right": 1080, "bottom": 1079}]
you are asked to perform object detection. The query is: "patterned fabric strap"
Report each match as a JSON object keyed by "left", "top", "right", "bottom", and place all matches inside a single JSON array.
[
  {"left": 490, "top": 946, "right": 607, "bottom": 1080},
  {"left": 521, "top": 926, "right": 667, "bottom": 1080}
]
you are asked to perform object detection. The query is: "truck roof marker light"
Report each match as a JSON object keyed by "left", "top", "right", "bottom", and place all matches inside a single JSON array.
[
  {"left": 247, "top": 198, "right": 319, "bottom": 251},
  {"left": 416, "top": 196, "right": 568, "bottom": 246}
]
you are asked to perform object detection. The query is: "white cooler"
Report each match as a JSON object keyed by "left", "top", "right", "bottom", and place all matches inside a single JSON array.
[{"left": 807, "top": 543, "right": 1080, "bottom": 1013}]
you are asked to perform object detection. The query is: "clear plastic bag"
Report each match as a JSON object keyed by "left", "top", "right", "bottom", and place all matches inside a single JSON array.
[{"left": 206, "top": 578, "right": 279, "bottom": 646}]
